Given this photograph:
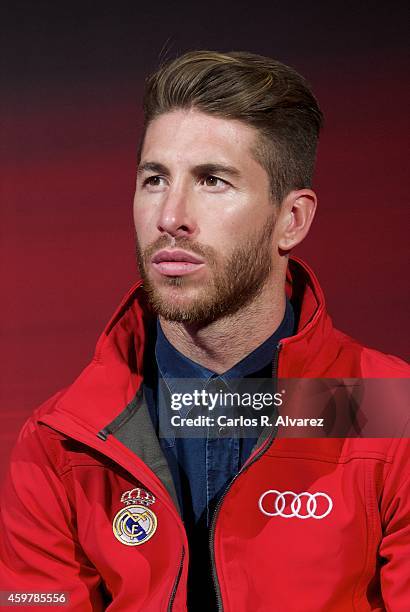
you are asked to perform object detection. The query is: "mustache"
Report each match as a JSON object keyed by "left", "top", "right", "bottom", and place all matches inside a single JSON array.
[{"left": 139, "top": 235, "right": 217, "bottom": 264}]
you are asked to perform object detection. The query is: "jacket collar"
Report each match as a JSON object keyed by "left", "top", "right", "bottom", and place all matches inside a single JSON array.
[
  {"left": 280, "top": 257, "right": 338, "bottom": 378},
  {"left": 49, "top": 257, "right": 338, "bottom": 433}
]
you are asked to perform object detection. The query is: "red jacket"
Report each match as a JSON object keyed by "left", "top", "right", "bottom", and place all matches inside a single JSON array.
[{"left": 1, "top": 258, "right": 409, "bottom": 611}]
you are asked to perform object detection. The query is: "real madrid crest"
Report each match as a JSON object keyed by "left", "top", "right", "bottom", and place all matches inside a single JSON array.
[{"left": 113, "top": 487, "right": 158, "bottom": 546}]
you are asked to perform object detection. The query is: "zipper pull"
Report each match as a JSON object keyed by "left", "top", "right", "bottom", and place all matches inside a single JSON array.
[{"left": 97, "top": 428, "right": 110, "bottom": 441}]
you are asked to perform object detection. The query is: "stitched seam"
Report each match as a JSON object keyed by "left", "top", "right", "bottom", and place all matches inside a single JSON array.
[
  {"left": 38, "top": 426, "right": 73, "bottom": 477},
  {"left": 264, "top": 454, "right": 392, "bottom": 465},
  {"left": 352, "top": 461, "right": 376, "bottom": 611}
]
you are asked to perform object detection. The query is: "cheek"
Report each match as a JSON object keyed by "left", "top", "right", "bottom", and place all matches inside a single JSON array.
[
  {"left": 200, "top": 199, "right": 247, "bottom": 233},
  {"left": 232, "top": 190, "right": 270, "bottom": 219},
  {"left": 205, "top": 199, "right": 270, "bottom": 241},
  {"left": 132, "top": 195, "right": 140, "bottom": 227},
  {"left": 133, "top": 202, "right": 155, "bottom": 244},
  {"left": 133, "top": 195, "right": 145, "bottom": 226}
]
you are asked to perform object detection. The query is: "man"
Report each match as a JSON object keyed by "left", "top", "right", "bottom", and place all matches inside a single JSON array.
[{"left": 1, "top": 51, "right": 409, "bottom": 611}]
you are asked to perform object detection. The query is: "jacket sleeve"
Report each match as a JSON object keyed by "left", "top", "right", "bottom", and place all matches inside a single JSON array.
[
  {"left": 0, "top": 416, "right": 105, "bottom": 611},
  {"left": 379, "top": 438, "right": 410, "bottom": 611}
]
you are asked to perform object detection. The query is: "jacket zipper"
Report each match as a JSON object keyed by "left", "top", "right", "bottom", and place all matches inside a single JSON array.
[
  {"left": 167, "top": 546, "right": 185, "bottom": 611},
  {"left": 38, "top": 416, "right": 187, "bottom": 611},
  {"left": 98, "top": 429, "right": 186, "bottom": 611},
  {"left": 209, "top": 343, "right": 282, "bottom": 611}
]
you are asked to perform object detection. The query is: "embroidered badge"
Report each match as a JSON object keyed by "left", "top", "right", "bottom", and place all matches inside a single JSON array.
[{"left": 113, "top": 488, "right": 158, "bottom": 546}]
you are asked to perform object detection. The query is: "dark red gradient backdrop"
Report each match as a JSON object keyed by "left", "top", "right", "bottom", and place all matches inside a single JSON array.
[{"left": 1, "top": 2, "right": 409, "bottom": 483}]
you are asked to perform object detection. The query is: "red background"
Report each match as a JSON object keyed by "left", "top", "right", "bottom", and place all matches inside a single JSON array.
[{"left": 1, "top": 3, "right": 409, "bottom": 484}]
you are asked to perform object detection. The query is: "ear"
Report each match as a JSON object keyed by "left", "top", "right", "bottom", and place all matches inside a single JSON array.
[{"left": 276, "top": 189, "right": 317, "bottom": 252}]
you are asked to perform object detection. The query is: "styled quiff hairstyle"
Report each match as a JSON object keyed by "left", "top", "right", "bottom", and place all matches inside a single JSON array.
[{"left": 141, "top": 50, "right": 323, "bottom": 203}]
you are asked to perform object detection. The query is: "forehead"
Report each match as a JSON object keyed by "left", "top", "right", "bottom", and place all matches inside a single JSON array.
[{"left": 140, "top": 109, "right": 261, "bottom": 168}]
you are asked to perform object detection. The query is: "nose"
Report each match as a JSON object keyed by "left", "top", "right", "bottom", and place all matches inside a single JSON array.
[{"left": 157, "top": 185, "right": 197, "bottom": 238}]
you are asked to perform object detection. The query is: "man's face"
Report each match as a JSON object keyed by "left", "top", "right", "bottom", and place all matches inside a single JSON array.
[{"left": 133, "top": 109, "right": 278, "bottom": 324}]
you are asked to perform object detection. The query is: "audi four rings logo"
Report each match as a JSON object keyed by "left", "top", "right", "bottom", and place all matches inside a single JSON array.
[{"left": 258, "top": 489, "right": 333, "bottom": 519}]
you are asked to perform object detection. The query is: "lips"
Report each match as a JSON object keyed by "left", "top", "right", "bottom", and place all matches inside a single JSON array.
[
  {"left": 152, "top": 249, "right": 204, "bottom": 264},
  {"left": 151, "top": 249, "right": 205, "bottom": 277}
]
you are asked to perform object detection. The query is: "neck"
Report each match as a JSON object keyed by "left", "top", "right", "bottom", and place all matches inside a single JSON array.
[{"left": 159, "top": 276, "right": 286, "bottom": 374}]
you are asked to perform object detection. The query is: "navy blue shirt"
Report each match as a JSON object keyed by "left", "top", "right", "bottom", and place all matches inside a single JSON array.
[
  {"left": 144, "top": 299, "right": 294, "bottom": 607},
  {"left": 148, "top": 298, "right": 295, "bottom": 521}
]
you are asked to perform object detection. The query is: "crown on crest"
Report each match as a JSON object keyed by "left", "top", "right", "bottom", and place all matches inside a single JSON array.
[{"left": 121, "top": 487, "right": 156, "bottom": 507}]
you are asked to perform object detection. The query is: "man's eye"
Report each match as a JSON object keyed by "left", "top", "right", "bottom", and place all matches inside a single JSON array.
[
  {"left": 143, "top": 175, "right": 165, "bottom": 187},
  {"left": 201, "top": 175, "right": 227, "bottom": 188}
]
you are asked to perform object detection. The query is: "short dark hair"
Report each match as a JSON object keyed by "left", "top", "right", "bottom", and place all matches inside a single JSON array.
[{"left": 141, "top": 50, "right": 323, "bottom": 203}]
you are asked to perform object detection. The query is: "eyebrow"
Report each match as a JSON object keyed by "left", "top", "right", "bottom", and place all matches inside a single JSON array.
[
  {"left": 137, "top": 161, "right": 169, "bottom": 177},
  {"left": 137, "top": 161, "right": 242, "bottom": 179}
]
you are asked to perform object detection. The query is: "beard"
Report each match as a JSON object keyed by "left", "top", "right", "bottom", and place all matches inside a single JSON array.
[{"left": 135, "top": 215, "right": 276, "bottom": 326}]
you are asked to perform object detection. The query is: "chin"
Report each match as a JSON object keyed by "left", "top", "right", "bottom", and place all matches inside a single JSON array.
[
  {"left": 152, "top": 286, "right": 212, "bottom": 323},
  {"left": 158, "top": 284, "right": 203, "bottom": 305}
]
